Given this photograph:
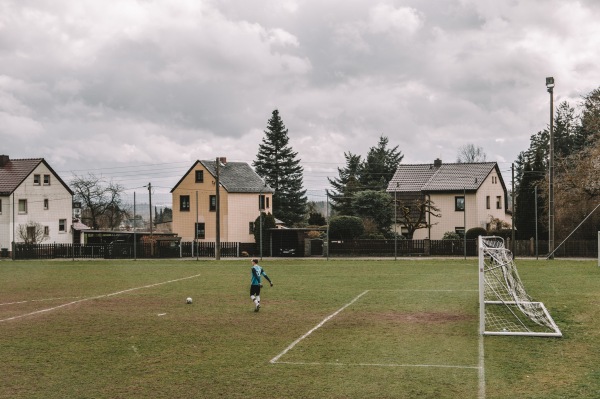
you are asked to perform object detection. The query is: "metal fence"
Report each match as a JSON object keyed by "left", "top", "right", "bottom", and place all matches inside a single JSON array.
[{"left": 8, "top": 238, "right": 598, "bottom": 260}]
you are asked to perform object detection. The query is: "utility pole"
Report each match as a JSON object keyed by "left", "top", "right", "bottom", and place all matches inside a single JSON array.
[
  {"left": 215, "top": 158, "right": 221, "bottom": 260},
  {"left": 147, "top": 182, "right": 153, "bottom": 236}
]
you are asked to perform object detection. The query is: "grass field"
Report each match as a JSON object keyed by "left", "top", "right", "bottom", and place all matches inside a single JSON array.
[{"left": 1, "top": 257, "right": 598, "bottom": 399}]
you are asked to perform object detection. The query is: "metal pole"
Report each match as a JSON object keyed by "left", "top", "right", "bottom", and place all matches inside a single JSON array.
[
  {"left": 394, "top": 183, "right": 398, "bottom": 261},
  {"left": 511, "top": 163, "right": 515, "bottom": 255},
  {"left": 326, "top": 191, "right": 329, "bottom": 261},
  {"left": 259, "top": 188, "right": 263, "bottom": 260},
  {"left": 215, "top": 158, "right": 221, "bottom": 260},
  {"left": 134, "top": 192, "right": 137, "bottom": 261},
  {"left": 196, "top": 190, "right": 199, "bottom": 261},
  {"left": 464, "top": 187, "right": 467, "bottom": 259},
  {"left": 148, "top": 183, "right": 152, "bottom": 236},
  {"left": 547, "top": 77, "right": 555, "bottom": 259},
  {"left": 535, "top": 185, "right": 538, "bottom": 260}
]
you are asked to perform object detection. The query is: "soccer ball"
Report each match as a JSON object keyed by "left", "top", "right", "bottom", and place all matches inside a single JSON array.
[{"left": 186, "top": 297, "right": 193, "bottom": 304}]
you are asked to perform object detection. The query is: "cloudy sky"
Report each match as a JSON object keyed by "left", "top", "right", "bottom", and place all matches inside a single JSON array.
[{"left": 2, "top": 0, "right": 600, "bottom": 205}]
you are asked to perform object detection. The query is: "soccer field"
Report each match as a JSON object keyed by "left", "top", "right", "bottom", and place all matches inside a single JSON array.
[{"left": 0, "top": 258, "right": 598, "bottom": 399}]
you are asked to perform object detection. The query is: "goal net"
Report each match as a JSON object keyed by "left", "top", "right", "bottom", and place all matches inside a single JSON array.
[{"left": 479, "top": 236, "right": 562, "bottom": 337}]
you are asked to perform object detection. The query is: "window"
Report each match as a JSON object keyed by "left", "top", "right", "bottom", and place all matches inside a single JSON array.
[
  {"left": 33, "top": 174, "right": 41, "bottom": 185},
  {"left": 0, "top": 199, "right": 2, "bottom": 214},
  {"left": 44, "top": 199, "right": 49, "bottom": 210},
  {"left": 455, "top": 228, "right": 465, "bottom": 238},
  {"left": 492, "top": 176, "right": 497, "bottom": 184},
  {"left": 195, "top": 170, "right": 204, "bottom": 183},
  {"left": 59, "top": 219, "right": 66, "bottom": 232},
  {"left": 259, "top": 194, "right": 266, "bottom": 210},
  {"left": 44, "top": 226, "right": 49, "bottom": 236},
  {"left": 486, "top": 196, "right": 490, "bottom": 210},
  {"left": 249, "top": 222, "right": 255, "bottom": 234},
  {"left": 180, "top": 195, "right": 190, "bottom": 211},
  {"left": 496, "top": 196, "right": 502, "bottom": 209},
  {"left": 43, "top": 174, "right": 51, "bottom": 185},
  {"left": 195, "top": 222, "right": 205, "bottom": 239},
  {"left": 209, "top": 195, "right": 216, "bottom": 212},
  {"left": 18, "top": 199, "right": 27, "bottom": 214},
  {"left": 455, "top": 196, "right": 465, "bottom": 211}
]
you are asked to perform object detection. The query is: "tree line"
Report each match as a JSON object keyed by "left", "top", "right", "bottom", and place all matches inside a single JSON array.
[{"left": 514, "top": 86, "right": 600, "bottom": 240}]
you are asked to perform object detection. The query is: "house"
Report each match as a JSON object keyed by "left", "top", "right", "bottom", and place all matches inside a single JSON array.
[
  {"left": 0, "top": 155, "right": 74, "bottom": 250},
  {"left": 386, "top": 158, "right": 512, "bottom": 239},
  {"left": 170, "top": 158, "right": 274, "bottom": 242}
]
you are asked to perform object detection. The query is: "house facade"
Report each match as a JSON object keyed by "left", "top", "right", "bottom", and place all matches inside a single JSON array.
[
  {"left": 387, "top": 159, "right": 512, "bottom": 240},
  {"left": 0, "top": 155, "right": 74, "bottom": 249},
  {"left": 170, "top": 158, "right": 274, "bottom": 242}
]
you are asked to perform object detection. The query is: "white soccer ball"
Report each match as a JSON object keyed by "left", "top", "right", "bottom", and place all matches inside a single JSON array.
[{"left": 186, "top": 297, "right": 193, "bottom": 304}]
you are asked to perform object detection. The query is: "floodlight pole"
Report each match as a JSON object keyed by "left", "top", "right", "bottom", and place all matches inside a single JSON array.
[
  {"left": 546, "top": 77, "right": 555, "bottom": 259},
  {"left": 394, "top": 183, "right": 398, "bottom": 261}
]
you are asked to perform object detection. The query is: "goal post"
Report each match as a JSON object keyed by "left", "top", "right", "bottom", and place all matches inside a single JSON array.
[{"left": 479, "top": 236, "right": 562, "bottom": 337}]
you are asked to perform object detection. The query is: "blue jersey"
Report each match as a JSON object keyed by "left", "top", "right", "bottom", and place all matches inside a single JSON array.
[{"left": 251, "top": 265, "right": 270, "bottom": 286}]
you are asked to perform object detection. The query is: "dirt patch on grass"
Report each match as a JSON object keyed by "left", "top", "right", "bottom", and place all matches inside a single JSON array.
[{"left": 371, "top": 311, "right": 475, "bottom": 324}]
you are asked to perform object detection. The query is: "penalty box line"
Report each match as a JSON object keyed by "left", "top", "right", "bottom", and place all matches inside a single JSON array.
[
  {"left": 0, "top": 273, "right": 203, "bottom": 323},
  {"left": 270, "top": 290, "right": 370, "bottom": 364},
  {"left": 270, "top": 289, "right": 482, "bottom": 373}
]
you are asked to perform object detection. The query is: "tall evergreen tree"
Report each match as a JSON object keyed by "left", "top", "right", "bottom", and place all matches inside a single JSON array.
[
  {"left": 359, "top": 136, "right": 404, "bottom": 191},
  {"left": 327, "top": 152, "right": 362, "bottom": 216},
  {"left": 253, "top": 110, "right": 307, "bottom": 226}
]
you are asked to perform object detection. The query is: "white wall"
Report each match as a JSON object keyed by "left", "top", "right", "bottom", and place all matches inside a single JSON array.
[{"left": 7, "top": 163, "right": 73, "bottom": 244}]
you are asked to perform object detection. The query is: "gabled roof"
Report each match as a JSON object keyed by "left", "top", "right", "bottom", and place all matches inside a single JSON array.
[
  {"left": 170, "top": 160, "right": 274, "bottom": 194},
  {"left": 387, "top": 161, "right": 505, "bottom": 193},
  {"left": 0, "top": 157, "right": 74, "bottom": 196}
]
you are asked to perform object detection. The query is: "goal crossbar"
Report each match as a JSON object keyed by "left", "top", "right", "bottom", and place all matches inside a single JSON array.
[{"left": 479, "top": 236, "right": 562, "bottom": 337}]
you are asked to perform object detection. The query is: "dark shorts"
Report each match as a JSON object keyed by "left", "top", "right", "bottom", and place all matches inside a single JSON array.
[{"left": 250, "top": 284, "right": 261, "bottom": 296}]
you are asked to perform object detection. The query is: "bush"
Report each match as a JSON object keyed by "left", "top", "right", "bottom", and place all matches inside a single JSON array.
[
  {"left": 442, "top": 231, "right": 461, "bottom": 240},
  {"left": 466, "top": 227, "right": 487, "bottom": 240},
  {"left": 328, "top": 216, "right": 364, "bottom": 240}
]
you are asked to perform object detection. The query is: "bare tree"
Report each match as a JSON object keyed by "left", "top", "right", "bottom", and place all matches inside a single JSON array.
[
  {"left": 17, "top": 221, "right": 48, "bottom": 244},
  {"left": 70, "top": 174, "right": 129, "bottom": 230},
  {"left": 457, "top": 144, "right": 487, "bottom": 163},
  {"left": 395, "top": 196, "right": 441, "bottom": 239}
]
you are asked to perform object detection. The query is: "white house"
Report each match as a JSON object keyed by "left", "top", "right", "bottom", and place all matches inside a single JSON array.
[
  {"left": 387, "top": 159, "right": 512, "bottom": 239},
  {"left": 0, "top": 155, "right": 74, "bottom": 250}
]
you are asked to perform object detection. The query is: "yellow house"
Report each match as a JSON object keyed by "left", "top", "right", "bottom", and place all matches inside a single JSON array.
[
  {"left": 387, "top": 159, "right": 512, "bottom": 239},
  {"left": 170, "top": 159, "right": 274, "bottom": 243}
]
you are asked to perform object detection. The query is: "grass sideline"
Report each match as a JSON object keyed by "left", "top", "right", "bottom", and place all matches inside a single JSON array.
[{"left": 0, "top": 258, "right": 598, "bottom": 399}]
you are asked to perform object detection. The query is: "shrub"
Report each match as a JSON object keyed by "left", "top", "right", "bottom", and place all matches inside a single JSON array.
[
  {"left": 442, "top": 231, "right": 461, "bottom": 240},
  {"left": 466, "top": 227, "right": 487, "bottom": 239},
  {"left": 328, "top": 216, "right": 364, "bottom": 240}
]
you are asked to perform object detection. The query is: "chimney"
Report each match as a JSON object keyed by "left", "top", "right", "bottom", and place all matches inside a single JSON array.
[
  {"left": 433, "top": 158, "right": 442, "bottom": 167},
  {"left": 219, "top": 157, "right": 227, "bottom": 166},
  {"left": 0, "top": 155, "right": 9, "bottom": 167}
]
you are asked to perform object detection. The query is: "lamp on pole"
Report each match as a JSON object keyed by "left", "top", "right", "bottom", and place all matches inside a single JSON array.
[{"left": 546, "top": 77, "right": 555, "bottom": 259}]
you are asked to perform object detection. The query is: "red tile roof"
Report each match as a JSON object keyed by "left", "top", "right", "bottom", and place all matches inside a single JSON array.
[{"left": 0, "top": 157, "right": 43, "bottom": 195}]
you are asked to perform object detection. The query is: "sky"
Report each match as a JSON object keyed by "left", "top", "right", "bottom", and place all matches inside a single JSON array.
[{"left": 2, "top": 0, "right": 600, "bottom": 206}]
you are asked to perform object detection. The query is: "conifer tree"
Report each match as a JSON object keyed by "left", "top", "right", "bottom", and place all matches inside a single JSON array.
[{"left": 253, "top": 110, "right": 307, "bottom": 226}]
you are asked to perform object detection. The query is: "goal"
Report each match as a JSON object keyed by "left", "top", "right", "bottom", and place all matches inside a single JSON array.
[{"left": 478, "top": 236, "right": 562, "bottom": 337}]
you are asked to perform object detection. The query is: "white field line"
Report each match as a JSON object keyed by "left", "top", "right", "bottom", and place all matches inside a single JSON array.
[
  {"left": 0, "top": 273, "right": 202, "bottom": 323},
  {"left": 275, "top": 361, "right": 479, "bottom": 369},
  {"left": 478, "top": 334, "right": 486, "bottom": 399},
  {"left": 270, "top": 290, "right": 370, "bottom": 364},
  {"left": 0, "top": 297, "right": 81, "bottom": 306}
]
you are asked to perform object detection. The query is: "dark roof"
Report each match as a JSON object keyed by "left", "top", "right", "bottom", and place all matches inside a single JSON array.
[
  {"left": 0, "top": 157, "right": 74, "bottom": 196},
  {"left": 387, "top": 161, "right": 504, "bottom": 193},
  {"left": 171, "top": 160, "right": 274, "bottom": 193}
]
